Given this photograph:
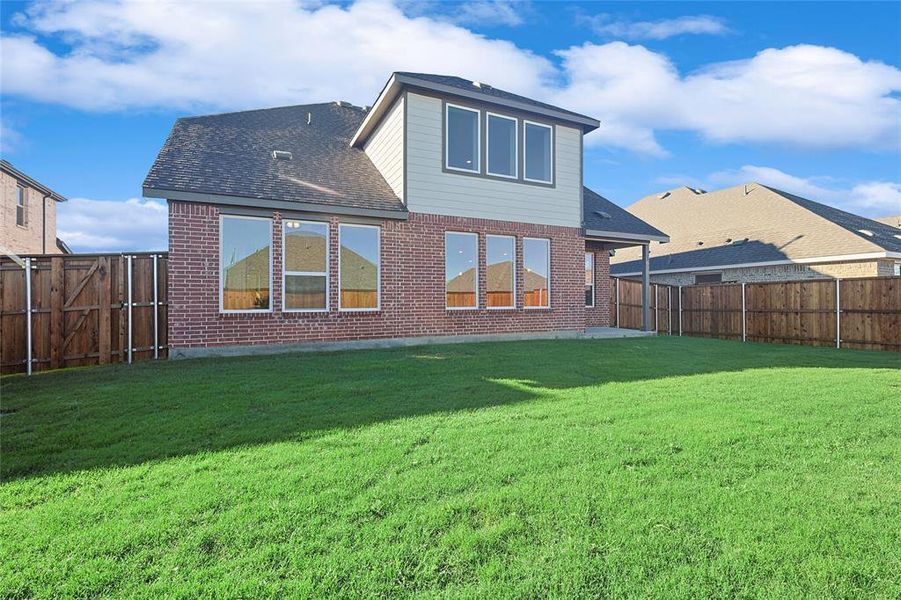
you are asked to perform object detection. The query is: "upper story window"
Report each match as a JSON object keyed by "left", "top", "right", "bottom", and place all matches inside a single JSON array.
[
  {"left": 446, "top": 104, "right": 480, "bottom": 173},
  {"left": 524, "top": 121, "right": 553, "bottom": 183},
  {"left": 16, "top": 185, "right": 26, "bottom": 227},
  {"left": 487, "top": 113, "right": 517, "bottom": 178},
  {"left": 220, "top": 215, "right": 272, "bottom": 313}
]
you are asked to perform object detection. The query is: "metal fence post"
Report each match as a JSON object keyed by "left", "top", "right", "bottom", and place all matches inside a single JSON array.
[
  {"left": 152, "top": 254, "right": 159, "bottom": 359},
  {"left": 835, "top": 278, "right": 841, "bottom": 349},
  {"left": 25, "top": 257, "right": 33, "bottom": 376},
  {"left": 741, "top": 282, "right": 747, "bottom": 342},
  {"left": 127, "top": 254, "right": 134, "bottom": 364},
  {"left": 678, "top": 285, "right": 683, "bottom": 336}
]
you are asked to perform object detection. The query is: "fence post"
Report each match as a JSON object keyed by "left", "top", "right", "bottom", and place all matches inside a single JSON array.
[
  {"left": 741, "top": 282, "right": 747, "bottom": 342},
  {"left": 678, "top": 285, "right": 683, "bottom": 336},
  {"left": 615, "top": 277, "right": 620, "bottom": 328},
  {"left": 654, "top": 283, "right": 658, "bottom": 332},
  {"left": 835, "top": 278, "right": 841, "bottom": 349},
  {"left": 668, "top": 286, "right": 672, "bottom": 335},
  {"left": 153, "top": 254, "right": 159, "bottom": 360},
  {"left": 24, "top": 257, "right": 33, "bottom": 376},
  {"left": 127, "top": 254, "right": 134, "bottom": 364}
]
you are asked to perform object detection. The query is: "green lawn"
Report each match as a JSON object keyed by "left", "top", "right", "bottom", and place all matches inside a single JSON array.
[{"left": 2, "top": 337, "right": 899, "bottom": 598}]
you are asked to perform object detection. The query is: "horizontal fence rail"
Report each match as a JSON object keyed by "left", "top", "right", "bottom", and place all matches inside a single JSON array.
[
  {"left": 612, "top": 276, "right": 900, "bottom": 351},
  {"left": 1, "top": 253, "right": 168, "bottom": 375}
]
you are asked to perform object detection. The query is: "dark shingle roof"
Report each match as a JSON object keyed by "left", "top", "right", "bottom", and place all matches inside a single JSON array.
[
  {"left": 583, "top": 187, "right": 668, "bottom": 240},
  {"left": 610, "top": 241, "right": 791, "bottom": 275},
  {"left": 765, "top": 185, "right": 901, "bottom": 253},
  {"left": 144, "top": 103, "right": 404, "bottom": 214},
  {"left": 395, "top": 72, "right": 597, "bottom": 125}
]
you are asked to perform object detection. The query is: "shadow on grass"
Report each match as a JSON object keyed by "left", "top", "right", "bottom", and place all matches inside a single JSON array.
[{"left": 3, "top": 336, "right": 899, "bottom": 481}]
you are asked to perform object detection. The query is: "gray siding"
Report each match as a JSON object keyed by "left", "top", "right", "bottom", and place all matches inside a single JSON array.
[
  {"left": 364, "top": 96, "right": 405, "bottom": 201},
  {"left": 405, "top": 92, "right": 582, "bottom": 227}
]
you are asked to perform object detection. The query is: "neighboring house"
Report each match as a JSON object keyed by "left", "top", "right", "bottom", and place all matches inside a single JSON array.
[
  {"left": 144, "top": 72, "right": 666, "bottom": 354},
  {"left": 1, "top": 160, "right": 68, "bottom": 255},
  {"left": 610, "top": 183, "right": 901, "bottom": 285},
  {"left": 875, "top": 215, "right": 901, "bottom": 229}
]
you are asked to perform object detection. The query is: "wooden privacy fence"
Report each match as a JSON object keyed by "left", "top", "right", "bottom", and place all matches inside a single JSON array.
[
  {"left": 612, "top": 276, "right": 901, "bottom": 351},
  {"left": 1, "top": 253, "right": 168, "bottom": 375}
]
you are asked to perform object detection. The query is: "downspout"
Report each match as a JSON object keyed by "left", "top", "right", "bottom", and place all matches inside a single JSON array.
[{"left": 42, "top": 194, "right": 51, "bottom": 254}]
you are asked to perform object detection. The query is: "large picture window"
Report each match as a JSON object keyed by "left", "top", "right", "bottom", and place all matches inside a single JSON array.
[
  {"left": 220, "top": 215, "right": 272, "bottom": 312},
  {"left": 585, "top": 252, "right": 595, "bottom": 307},
  {"left": 487, "top": 113, "right": 517, "bottom": 178},
  {"left": 283, "top": 220, "right": 328, "bottom": 312},
  {"left": 446, "top": 104, "right": 480, "bottom": 173},
  {"left": 486, "top": 235, "right": 515, "bottom": 308},
  {"left": 523, "top": 237, "right": 550, "bottom": 308},
  {"left": 339, "top": 224, "right": 380, "bottom": 310},
  {"left": 446, "top": 232, "right": 478, "bottom": 309},
  {"left": 524, "top": 121, "right": 553, "bottom": 184}
]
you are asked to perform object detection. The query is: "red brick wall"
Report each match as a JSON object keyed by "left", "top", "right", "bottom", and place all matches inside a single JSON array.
[
  {"left": 168, "top": 201, "right": 604, "bottom": 348},
  {"left": 585, "top": 242, "right": 612, "bottom": 327}
]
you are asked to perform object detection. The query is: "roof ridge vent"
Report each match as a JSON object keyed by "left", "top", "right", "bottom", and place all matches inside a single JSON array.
[
  {"left": 658, "top": 191, "right": 671, "bottom": 200},
  {"left": 335, "top": 100, "right": 352, "bottom": 108},
  {"left": 472, "top": 81, "right": 491, "bottom": 90},
  {"left": 272, "top": 150, "right": 293, "bottom": 161}
]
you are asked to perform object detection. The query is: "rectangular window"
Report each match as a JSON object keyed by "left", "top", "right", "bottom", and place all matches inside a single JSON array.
[
  {"left": 523, "top": 237, "right": 550, "bottom": 308},
  {"left": 585, "top": 252, "right": 595, "bottom": 307},
  {"left": 446, "top": 232, "right": 478, "bottom": 309},
  {"left": 486, "top": 113, "right": 517, "bottom": 178},
  {"left": 524, "top": 121, "right": 553, "bottom": 183},
  {"left": 283, "top": 220, "right": 328, "bottom": 312},
  {"left": 486, "top": 235, "right": 515, "bottom": 308},
  {"left": 220, "top": 215, "right": 272, "bottom": 312},
  {"left": 694, "top": 272, "right": 723, "bottom": 284},
  {"left": 339, "top": 224, "right": 380, "bottom": 310},
  {"left": 16, "top": 185, "right": 26, "bottom": 227},
  {"left": 446, "top": 104, "right": 480, "bottom": 173}
]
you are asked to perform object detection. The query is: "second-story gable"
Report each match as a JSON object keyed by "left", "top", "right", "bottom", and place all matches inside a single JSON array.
[{"left": 354, "top": 73, "right": 599, "bottom": 228}]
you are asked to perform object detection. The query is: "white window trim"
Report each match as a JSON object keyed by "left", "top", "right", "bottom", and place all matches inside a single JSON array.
[
  {"left": 219, "top": 214, "right": 273, "bottom": 314},
  {"left": 486, "top": 234, "right": 516, "bottom": 310},
  {"left": 338, "top": 223, "right": 381, "bottom": 312},
  {"left": 282, "top": 219, "right": 329, "bottom": 313},
  {"left": 445, "top": 231, "right": 480, "bottom": 311},
  {"left": 485, "top": 112, "right": 518, "bottom": 179},
  {"left": 445, "top": 103, "right": 481, "bottom": 174},
  {"left": 585, "top": 252, "right": 595, "bottom": 308},
  {"left": 523, "top": 120, "right": 554, "bottom": 184},
  {"left": 523, "top": 237, "right": 551, "bottom": 309}
]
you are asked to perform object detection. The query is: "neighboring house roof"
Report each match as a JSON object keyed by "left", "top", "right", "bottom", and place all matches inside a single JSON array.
[
  {"left": 351, "top": 72, "right": 600, "bottom": 147},
  {"left": 583, "top": 187, "right": 669, "bottom": 243},
  {"left": 611, "top": 183, "right": 901, "bottom": 275},
  {"left": 0, "top": 160, "right": 67, "bottom": 202},
  {"left": 144, "top": 102, "right": 406, "bottom": 218},
  {"left": 874, "top": 215, "right": 901, "bottom": 229}
]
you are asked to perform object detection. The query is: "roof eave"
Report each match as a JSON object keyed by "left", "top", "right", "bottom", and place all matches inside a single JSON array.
[
  {"left": 143, "top": 186, "right": 409, "bottom": 221},
  {"left": 0, "top": 160, "right": 67, "bottom": 202},
  {"left": 351, "top": 73, "right": 601, "bottom": 147},
  {"left": 584, "top": 228, "right": 670, "bottom": 244}
]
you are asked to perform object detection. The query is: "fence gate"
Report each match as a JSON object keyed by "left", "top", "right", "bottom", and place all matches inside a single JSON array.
[{"left": 0, "top": 253, "right": 168, "bottom": 375}]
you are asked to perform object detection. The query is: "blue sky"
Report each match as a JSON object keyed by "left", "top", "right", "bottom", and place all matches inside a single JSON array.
[{"left": 1, "top": 0, "right": 899, "bottom": 252}]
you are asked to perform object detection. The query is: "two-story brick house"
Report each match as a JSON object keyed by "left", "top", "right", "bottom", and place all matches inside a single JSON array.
[
  {"left": 1, "top": 160, "right": 69, "bottom": 255},
  {"left": 144, "top": 72, "right": 667, "bottom": 356}
]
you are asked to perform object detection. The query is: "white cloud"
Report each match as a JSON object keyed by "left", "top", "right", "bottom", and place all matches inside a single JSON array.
[
  {"left": 58, "top": 197, "right": 168, "bottom": 252},
  {"left": 448, "top": 1, "right": 526, "bottom": 27},
  {"left": 1, "top": 1, "right": 899, "bottom": 156},
  {"left": 585, "top": 14, "right": 730, "bottom": 40},
  {"left": 705, "top": 165, "right": 901, "bottom": 217}
]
